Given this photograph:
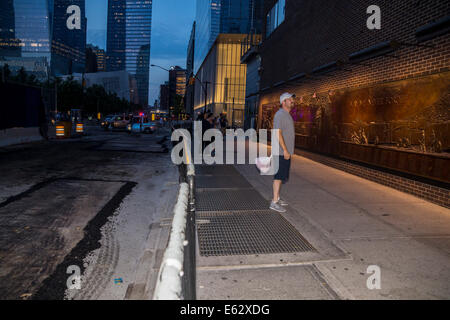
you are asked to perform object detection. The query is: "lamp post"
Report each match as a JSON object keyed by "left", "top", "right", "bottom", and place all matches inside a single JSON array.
[
  {"left": 151, "top": 64, "right": 210, "bottom": 118},
  {"left": 151, "top": 64, "right": 174, "bottom": 120},
  {"left": 46, "top": 66, "right": 58, "bottom": 115},
  {"left": 189, "top": 73, "right": 209, "bottom": 115}
]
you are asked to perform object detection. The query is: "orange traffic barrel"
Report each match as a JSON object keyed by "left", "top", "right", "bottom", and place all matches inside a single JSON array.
[
  {"left": 56, "top": 125, "right": 65, "bottom": 138},
  {"left": 55, "top": 121, "right": 72, "bottom": 138},
  {"left": 76, "top": 123, "right": 84, "bottom": 133}
]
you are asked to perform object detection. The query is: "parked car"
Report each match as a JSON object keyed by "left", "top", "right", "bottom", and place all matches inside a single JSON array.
[
  {"left": 111, "top": 115, "right": 129, "bottom": 130},
  {"left": 128, "top": 115, "right": 158, "bottom": 134},
  {"left": 101, "top": 115, "right": 115, "bottom": 130}
]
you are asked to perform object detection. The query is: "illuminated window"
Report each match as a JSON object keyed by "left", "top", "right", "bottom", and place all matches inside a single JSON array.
[{"left": 266, "top": 0, "right": 285, "bottom": 37}]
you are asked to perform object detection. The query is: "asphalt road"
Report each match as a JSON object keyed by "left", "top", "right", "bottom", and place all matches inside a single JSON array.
[{"left": 0, "top": 124, "right": 178, "bottom": 300}]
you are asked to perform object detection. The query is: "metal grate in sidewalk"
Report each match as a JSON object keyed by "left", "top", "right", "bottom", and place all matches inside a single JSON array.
[
  {"left": 196, "top": 165, "right": 241, "bottom": 176},
  {"left": 197, "top": 211, "right": 316, "bottom": 256},
  {"left": 196, "top": 189, "right": 269, "bottom": 212},
  {"left": 196, "top": 175, "right": 253, "bottom": 189}
]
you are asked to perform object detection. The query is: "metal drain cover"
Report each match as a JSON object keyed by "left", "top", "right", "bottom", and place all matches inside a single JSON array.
[
  {"left": 196, "top": 165, "right": 240, "bottom": 176},
  {"left": 197, "top": 211, "right": 316, "bottom": 256},
  {"left": 196, "top": 189, "right": 268, "bottom": 212},
  {"left": 196, "top": 175, "right": 253, "bottom": 189}
]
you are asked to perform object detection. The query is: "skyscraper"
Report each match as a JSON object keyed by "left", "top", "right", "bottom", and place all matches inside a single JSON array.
[
  {"left": 186, "top": 22, "right": 196, "bottom": 82},
  {"left": 169, "top": 66, "right": 187, "bottom": 98},
  {"left": 159, "top": 81, "right": 170, "bottom": 111},
  {"left": 194, "top": 0, "right": 263, "bottom": 74},
  {"left": 106, "top": 0, "right": 152, "bottom": 106},
  {"left": 0, "top": 0, "right": 87, "bottom": 78},
  {"left": 0, "top": 0, "right": 21, "bottom": 57},
  {"left": 106, "top": 0, "right": 126, "bottom": 72},
  {"left": 85, "top": 45, "right": 98, "bottom": 73},
  {"left": 52, "top": 0, "right": 87, "bottom": 75},
  {"left": 194, "top": 0, "right": 220, "bottom": 75},
  {"left": 87, "top": 44, "right": 106, "bottom": 72},
  {"left": 185, "top": 22, "right": 196, "bottom": 116}
]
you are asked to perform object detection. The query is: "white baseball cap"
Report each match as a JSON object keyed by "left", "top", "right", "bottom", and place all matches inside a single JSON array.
[{"left": 280, "top": 92, "right": 296, "bottom": 104}]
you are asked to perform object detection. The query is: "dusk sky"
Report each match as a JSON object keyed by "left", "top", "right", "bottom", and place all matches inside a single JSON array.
[{"left": 86, "top": 0, "right": 196, "bottom": 105}]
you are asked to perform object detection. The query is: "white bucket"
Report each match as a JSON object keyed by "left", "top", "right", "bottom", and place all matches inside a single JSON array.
[{"left": 255, "top": 156, "right": 272, "bottom": 174}]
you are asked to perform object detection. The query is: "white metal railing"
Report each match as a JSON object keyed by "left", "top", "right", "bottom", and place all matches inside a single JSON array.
[
  {"left": 153, "top": 124, "right": 195, "bottom": 300},
  {"left": 153, "top": 182, "right": 189, "bottom": 300}
]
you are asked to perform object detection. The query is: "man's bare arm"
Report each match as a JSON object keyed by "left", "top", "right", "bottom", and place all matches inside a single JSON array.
[{"left": 277, "top": 129, "right": 291, "bottom": 159}]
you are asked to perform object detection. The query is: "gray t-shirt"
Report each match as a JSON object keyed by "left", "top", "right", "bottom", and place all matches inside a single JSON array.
[{"left": 273, "top": 108, "right": 295, "bottom": 156}]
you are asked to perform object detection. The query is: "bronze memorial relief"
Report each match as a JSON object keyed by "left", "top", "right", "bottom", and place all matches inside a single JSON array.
[{"left": 260, "top": 72, "right": 450, "bottom": 183}]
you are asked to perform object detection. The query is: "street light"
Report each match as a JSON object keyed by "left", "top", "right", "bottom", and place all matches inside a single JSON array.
[
  {"left": 151, "top": 64, "right": 174, "bottom": 72},
  {"left": 151, "top": 64, "right": 209, "bottom": 109},
  {"left": 189, "top": 73, "right": 209, "bottom": 115},
  {"left": 151, "top": 64, "right": 175, "bottom": 119}
]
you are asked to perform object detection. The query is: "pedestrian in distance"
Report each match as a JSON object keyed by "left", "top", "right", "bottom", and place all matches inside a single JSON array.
[
  {"left": 270, "top": 92, "right": 296, "bottom": 213},
  {"left": 220, "top": 113, "right": 228, "bottom": 135},
  {"left": 215, "top": 116, "right": 221, "bottom": 129},
  {"left": 202, "top": 111, "right": 213, "bottom": 152},
  {"left": 207, "top": 112, "right": 214, "bottom": 128}
]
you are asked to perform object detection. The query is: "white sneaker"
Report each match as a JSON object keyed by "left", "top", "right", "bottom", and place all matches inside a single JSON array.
[
  {"left": 270, "top": 201, "right": 286, "bottom": 213},
  {"left": 278, "top": 198, "right": 288, "bottom": 206}
]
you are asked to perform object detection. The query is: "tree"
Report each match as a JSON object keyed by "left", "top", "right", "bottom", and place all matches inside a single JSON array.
[
  {"left": 1, "top": 65, "right": 139, "bottom": 116},
  {"left": 85, "top": 47, "right": 98, "bottom": 73},
  {"left": 1, "top": 64, "right": 11, "bottom": 82},
  {"left": 57, "top": 76, "right": 83, "bottom": 112},
  {"left": 17, "top": 67, "right": 27, "bottom": 83}
]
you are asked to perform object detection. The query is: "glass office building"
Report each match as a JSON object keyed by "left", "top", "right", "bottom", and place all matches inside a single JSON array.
[
  {"left": 52, "top": 0, "right": 87, "bottom": 75},
  {"left": 106, "top": 0, "right": 152, "bottom": 106},
  {"left": 194, "top": 34, "right": 247, "bottom": 127},
  {"left": 0, "top": 0, "right": 87, "bottom": 78},
  {"left": 194, "top": 0, "right": 220, "bottom": 75},
  {"left": 194, "top": 0, "right": 263, "bottom": 74}
]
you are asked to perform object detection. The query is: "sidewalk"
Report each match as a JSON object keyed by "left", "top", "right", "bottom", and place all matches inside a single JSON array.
[{"left": 194, "top": 142, "right": 450, "bottom": 300}]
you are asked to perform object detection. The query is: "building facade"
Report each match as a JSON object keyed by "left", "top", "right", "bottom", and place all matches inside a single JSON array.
[
  {"left": 106, "top": 0, "right": 152, "bottom": 106},
  {"left": 194, "top": 0, "right": 220, "bottom": 75},
  {"left": 258, "top": 0, "right": 450, "bottom": 185},
  {"left": 85, "top": 45, "right": 98, "bottom": 73},
  {"left": 52, "top": 0, "right": 87, "bottom": 75},
  {"left": 0, "top": 0, "right": 22, "bottom": 57},
  {"left": 169, "top": 66, "right": 187, "bottom": 98},
  {"left": 88, "top": 44, "right": 106, "bottom": 72},
  {"left": 194, "top": 0, "right": 264, "bottom": 74},
  {"left": 240, "top": 33, "right": 261, "bottom": 130},
  {"left": 168, "top": 66, "right": 187, "bottom": 117},
  {"left": 221, "top": 0, "right": 264, "bottom": 34},
  {"left": 159, "top": 81, "right": 170, "bottom": 111},
  {"left": 61, "top": 70, "right": 138, "bottom": 103},
  {"left": 185, "top": 21, "right": 196, "bottom": 117},
  {"left": 194, "top": 34, "right": 247, "bottom": 127},
  {"left": 0, "top": 57, "right": 49, "bottom": 81},
  {"left": 0, "top": 0, "right": 87, "bottom": 78}
]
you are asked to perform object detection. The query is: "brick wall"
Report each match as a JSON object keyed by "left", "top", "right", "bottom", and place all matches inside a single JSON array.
[
  {"left": 259, "top": 0, "right": 450, "bottom": 94},
  {"left": 257, "top": 0, "right": 450, "bottom": 206}
]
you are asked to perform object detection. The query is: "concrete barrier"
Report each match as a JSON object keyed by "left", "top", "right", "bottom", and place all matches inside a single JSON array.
[{"left": 0, "top": 127, "right": 43, "bottom": 147}]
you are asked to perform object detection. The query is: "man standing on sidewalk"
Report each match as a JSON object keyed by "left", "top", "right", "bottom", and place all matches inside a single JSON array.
[{"left": 270, "top": 93, "right": 296, "bottom": 213}]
